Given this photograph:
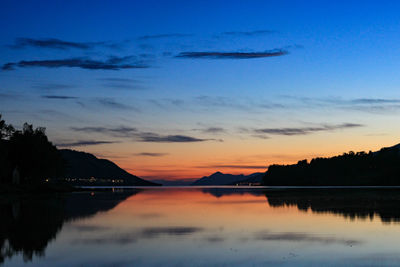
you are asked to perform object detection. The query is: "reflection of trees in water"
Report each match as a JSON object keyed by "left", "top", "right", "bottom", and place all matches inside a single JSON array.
[
  {"left": 202, "top": 188, "right": 400, "bottom": 223},
  {"left": 265, "top": 189, "right": 400, "bottom": 223},
  {"left": 0, "top": 190, "right": 138, "bottom": 264},
  {"left": 0, "top": 197, "right": 64, "bottom": 263}
]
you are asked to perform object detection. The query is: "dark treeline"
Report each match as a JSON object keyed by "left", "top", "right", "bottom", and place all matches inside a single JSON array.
[
  {"left": 263, "top": 146, "right": 400, "bottom": 186},
  {"left": 0, "top": 114, "right": 64, "bottom": 186}
]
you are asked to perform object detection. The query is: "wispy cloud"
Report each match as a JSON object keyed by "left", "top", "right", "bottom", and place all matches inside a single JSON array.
[
  {"left": 99, "top": 77, "right": 145, "bottom": 90},
  {"left": 71, "top": 126, "right": 137, "bottom": 138},
  {"left": 10, "top": 38, "right": 93, "bottom": 50},
  {"left": 285, "top": 96, "right": 400, "bottom": 113},
  {"left": 195, "top": 95, "right": 250, "bottom": 110},
  {"left": 31, "top": 83, "right": 75, "bottom": 90},
  {"left": 134, "top": 152, "right": 169, "bottom": 157},
  {"left": 147, "top": 98, "right": 185, "bottom": 110},
  {"left": 0, "top": 93, "right": 20, "bottom": 100},
  {"left": 138, "top": 33, "right": 193, "bottom": 40},
  {"left": 70, "top": 124, "right": 221, "bottom": 143},
  {"left": 351, "top": 98, "right": 400, "bottom": 104},
  {"left": 193, "top": 127, "right": 226, "bottom": 134},
  {"left": 175, "top": 49, "right": 288, "bottom": 59},
  {"left": 97, "top": 98, "right": 137, "bottom": 111},
  {"left": 137, "top": 133, "right": 220, "bottom": 143},
  {"left": 42, "top": 95, "right": 78, "bottom": 99},
  {"left": 254, "top": 123, "right": 363, "bottom": 137},
  {"left": 56, "top": 140, "right": 118, "bottom": 147},
  {"left": 8, "top": 38, "right": 123, "bottom": 50},
  {"left": 2, "top": 56, "right": 149, "bottom": 71}
]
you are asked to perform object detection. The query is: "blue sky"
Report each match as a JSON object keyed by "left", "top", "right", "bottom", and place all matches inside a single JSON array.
[{"left": 1, "top": 0, "right": 400, "bottom": 179}]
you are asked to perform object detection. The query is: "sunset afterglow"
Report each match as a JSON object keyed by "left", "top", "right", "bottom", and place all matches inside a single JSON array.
[{"left": 2, "top": 1, "right": 400, "bottom": 180}]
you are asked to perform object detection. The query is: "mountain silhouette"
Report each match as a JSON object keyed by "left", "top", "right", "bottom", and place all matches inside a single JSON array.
[
  {"left": 192, "top": 171, "right": 263, "bottom": 185},
  {"left": 60, "top": 149, "right": 159, "bottom": 186},
  {"left": 232, "top": 172, "right": 264, "bottom": 185}
]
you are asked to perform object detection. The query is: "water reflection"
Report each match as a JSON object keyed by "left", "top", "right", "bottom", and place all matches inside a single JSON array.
[
  {"left": 3, "top": 187, "right": 400, "bottom": 266},
  {"left": 264, "top": 188, "right": 400, "bottom": 223},
  {"left": 0, "top": 191, "right": 138, "bottom": 264},
  {"left": 202, "top": 188, "right": 400, "bottom": 223}
]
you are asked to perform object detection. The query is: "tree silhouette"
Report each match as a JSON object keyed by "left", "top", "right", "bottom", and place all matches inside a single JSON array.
[
  {"left": 0, "top": 114, "right": 14, "bottom": 183},
  {"left": 263, "top": 147, "right": 400, "bottom": 186},
  {"left": 0, "top": 114, "right": 15, "bottom": 140},
  {"left": 0, "top": 115, "right": 64, "bottom": 185}
]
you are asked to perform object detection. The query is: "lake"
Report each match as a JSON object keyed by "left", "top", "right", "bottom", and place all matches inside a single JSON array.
[{"left": 2, "top": 187, "right": 400, "bottom": 266}]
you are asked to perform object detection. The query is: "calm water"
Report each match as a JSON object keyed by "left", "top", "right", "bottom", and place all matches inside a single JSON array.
[{"left": 3, "top": 187, "right": 400, "bottom": 266}]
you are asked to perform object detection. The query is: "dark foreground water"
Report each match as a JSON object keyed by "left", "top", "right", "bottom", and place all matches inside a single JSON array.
[{"left": 2, "top": 187, "right": 400, "bottom": 266}]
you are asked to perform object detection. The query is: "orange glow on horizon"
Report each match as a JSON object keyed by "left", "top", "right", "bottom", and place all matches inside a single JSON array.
[{"left": 84, "top": 133, "right": 400, "bottom": 180}]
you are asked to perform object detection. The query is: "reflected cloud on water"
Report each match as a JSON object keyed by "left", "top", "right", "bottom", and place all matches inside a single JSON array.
[
  {"left": 254, "top": 231, "right": 361, "bottom": 246},
  {"left": 73, "top": 226, "right": 204, "bottom": 245}
]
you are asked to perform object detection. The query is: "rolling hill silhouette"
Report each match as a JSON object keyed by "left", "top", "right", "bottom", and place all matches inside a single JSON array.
[{"left": 60, "top": 149, "right": 158, "bottom": 186}]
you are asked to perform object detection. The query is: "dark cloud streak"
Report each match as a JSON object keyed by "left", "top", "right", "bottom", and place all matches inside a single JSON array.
[
  {"left": 56, "top": 140, "right": 118, "bottom": 147},
  {"left": 175, "top": 49, "right": 288, "bottom": 59},
  {"left": 3, "top": 56, "right": 149, "bottom": 71},
  {"left": 134, "top": 152, "right": 169, "bottom": 157},
  {"left": 200, "top": 127, "right": 226, "bottom": 134},
  {"left": 42, "top": 95, "right": 78, "bottom": 99},
  {"left": 32, "top": 83, "right": 75, "bottom": 90},
  {"left": 8, "top": 38, "right": 122, "bottom": 50},
  {"left": 137, "top": 133, "right": 216, "bottom": 143},
  {"left": 351, "top": 98, "right": 400, "bottom": 104},
  {"left": 71, "top": 126, "right": 137, "bottom": 138},
  {"left": 10, "top": 38, "right": 92, "bottom": 50},
  {"left": 254, "top": 123, "right": 363, "bottom": 136},
  {"left": 97, "top": 98, "right": 137, "bottom": 111},
  {"left": 70, "top": 125, "right": 220, "bottom": 143}
]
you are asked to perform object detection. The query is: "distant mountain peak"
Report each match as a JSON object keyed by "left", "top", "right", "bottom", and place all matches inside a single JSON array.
[{"left": 192, "top": 171, "right": 262, "bottom": 185}]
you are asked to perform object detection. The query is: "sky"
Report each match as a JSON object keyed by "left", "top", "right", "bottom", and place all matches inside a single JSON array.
[{"left": 1, "top": 0, "right": 400, "bottom": 180}]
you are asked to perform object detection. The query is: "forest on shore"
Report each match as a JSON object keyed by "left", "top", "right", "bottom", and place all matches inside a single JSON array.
[
  {"left": 0, "top": 114, "right": 65, "bottom": 190},
  {"left": 263, "top": 145, "right": 400, "bottom": 186}
]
